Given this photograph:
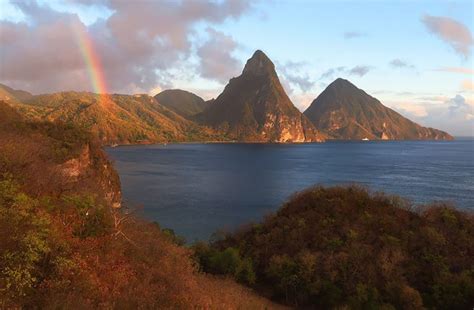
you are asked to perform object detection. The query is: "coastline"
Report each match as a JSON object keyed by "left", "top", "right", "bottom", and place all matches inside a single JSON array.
[{"left": 104, "top": 137, "right": 463, "bottom": 148}]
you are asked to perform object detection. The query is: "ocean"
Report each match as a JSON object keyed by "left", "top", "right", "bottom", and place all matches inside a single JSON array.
[{"left": 107, "top": 139, "right": 474, "bottom": 241}]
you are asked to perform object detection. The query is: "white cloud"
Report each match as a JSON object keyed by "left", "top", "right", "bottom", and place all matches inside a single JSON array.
[
  {"left": 387, "top": 94, "right": 474, "bottom": 136},
  {"left": 349, "top": 65, "right": 372, "bottom": 77},
  {"left": 386, "top": 101, "right": 428, "bottom": 118},
  {"left": 435, "top": 67, "right": 474, "bottom": 75},
  {"left": 0, "top": 0, "right": 252, "bottom": 94},
  {"left": 422, "top": 15, "right": 473, "bottom": 59},
  {"left": 196, "top": 28, "right": 242, "bottom": 84},
  {"left": 277, "top": 61, "right": 315, "bottom": 92},
  {"left": 461, "top": 80, "right": 474, "bottom": 92},
  {"left": 390, "top": 59, "right": 415, "bottom": 69}
]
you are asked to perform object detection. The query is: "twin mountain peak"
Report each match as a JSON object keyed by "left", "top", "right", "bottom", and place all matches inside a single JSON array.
[
  {"left": 1, "top": 50, "right": 453, "bottom": 143},
  {"left": 191, "top": 50, "right": 452, "bottom": 141}
]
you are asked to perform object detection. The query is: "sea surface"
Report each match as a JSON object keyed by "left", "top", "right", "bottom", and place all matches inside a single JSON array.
[{"left": 106, "top": 139, "right": 474, "bottom": 242}]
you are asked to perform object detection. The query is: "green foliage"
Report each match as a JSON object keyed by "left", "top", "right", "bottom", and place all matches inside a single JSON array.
[
  {"left": 192, "top": 244, "right": 256, "bottom": 286},
  {"left": 161, "top": 228, "right": 186, "bottom": 246},
  {"left": 209, "top": 247, "right": 241, "bottom": 275},
  {"left": 203, "top": 186, "right": 474, "bottom": 308},
  {"left": 0, "top": 108, "right": 275, "bottom": 308},
  {"left": 0, "top": 178, "right": 51, "bottom": 303},
  {"left": 235, "top": 257, "right": 256, "bottom": 285},
  {"left": 62, "top": 194, "right": 111, "bottom": 238},
  {"left": 10, "top": 92, "right": 226, "bottom": 145}
]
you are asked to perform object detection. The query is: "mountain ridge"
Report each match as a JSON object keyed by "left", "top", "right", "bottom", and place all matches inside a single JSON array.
[
  {"left": 1, "top": 58, "right": 454, "bottom": 142},
  {"left": 304, "top": 78, "right": 453, "bottom": 140},
  {"left": 7, "top": 91, "right": 224, "bottom": 145},
  {"left": 0, "top": 83, "right": 34, "bottom": 103},
  {"left": 155, "top": 89, "right": 209, "bottom": 119},
  {"left": 195, "top": 50, "right": 325, "bottom": 142}
]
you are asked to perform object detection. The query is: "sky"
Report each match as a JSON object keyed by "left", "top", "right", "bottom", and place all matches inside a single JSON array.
[{"left": 0, "top": 0, "right": 473, "bottom": 136}]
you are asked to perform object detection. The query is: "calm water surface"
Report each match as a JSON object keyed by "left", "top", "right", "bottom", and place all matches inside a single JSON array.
[{"left": 107, "top": 140, "right": 474, "bottom": 241}]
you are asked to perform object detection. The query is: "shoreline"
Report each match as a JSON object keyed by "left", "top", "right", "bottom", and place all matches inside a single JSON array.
[{"left": 104, "top": 138, "right": 463, "bottom": 148}]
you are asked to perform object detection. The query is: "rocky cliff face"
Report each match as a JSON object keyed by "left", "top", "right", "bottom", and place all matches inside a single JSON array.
[
  {"left": 0, "top": 101, "right": 122, "bottom": 208},
  {"left": 60, "top": 143, "right": 122, "bottom": 208},
  {"left": 304, "top": 78, "right": 453, "bottom": 140},
  {"left": 195, "top": 50, "right": 325, "bottom": 142}
]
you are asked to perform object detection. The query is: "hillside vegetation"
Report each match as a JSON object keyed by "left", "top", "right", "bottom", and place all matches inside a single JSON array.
[
  {"left": 1, "top": 70, "right": 453, "bottom": 143},
  {"left": 0, "top": 102, "right": 282, "bottom": 309},
  {"left": 155, "top": 89, "right": 210, "bottom": 119},
  {"left": 196, "top": 186, "right": 474, "bottom": 309},
  {"left": 7, "top": 91, "right": 225, "bottom": 145}
]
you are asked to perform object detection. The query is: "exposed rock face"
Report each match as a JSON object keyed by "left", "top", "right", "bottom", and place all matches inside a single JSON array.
[
  {"left": 60, "top": 143, "right": 122, "bottom": 208},
  {"left": 195, "top": 50, "right": 324, "bottom": 142},
  {"left": 155, "top": 89, "right": 209, "bottom": 119},
  {"left": 304, "top": 78, "right": 453, "bottom": 140},
  {"left": 61, "top": 145, "right": 92, "bottom": 179},
  {"left": 0, "top": 101, "right": 122, "bottom": 208}
]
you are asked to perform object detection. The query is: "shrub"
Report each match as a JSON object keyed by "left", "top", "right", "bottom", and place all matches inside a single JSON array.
[{"left": 202, "top": 185, "right": 474, "bottom": 308}]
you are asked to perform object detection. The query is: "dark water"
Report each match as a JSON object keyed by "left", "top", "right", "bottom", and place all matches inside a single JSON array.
[{"left": 106, "top": 140, "right": 474, "bottom": 242}]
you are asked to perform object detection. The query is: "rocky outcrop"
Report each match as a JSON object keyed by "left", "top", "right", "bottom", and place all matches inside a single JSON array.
[
  {"left": 61, "top": 145, "right": 92, "bottom": 179},
  {"left": 0, "top": 101, "right": 122, "bottom": 209},
  {"left": 304, "top": 78, "right": 453, "bottom": 140},
  {"left": 60, "top": 143, "right": 121, "bottom": 208},
  {"left": 195, "top": 50, "right": 325, "bottom": 142}
]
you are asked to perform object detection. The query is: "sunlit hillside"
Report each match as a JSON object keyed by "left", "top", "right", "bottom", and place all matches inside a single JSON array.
[
  {"left": 0, "top": 101, "right": 283, "bottom": 309},
  {"left": 4, "top": 89, "right": 226, "bottom": 145}
]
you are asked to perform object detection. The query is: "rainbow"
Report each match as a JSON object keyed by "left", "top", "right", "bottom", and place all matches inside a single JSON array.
[{"left": 73, "top": 25, "right": 109, "bottom": 101}]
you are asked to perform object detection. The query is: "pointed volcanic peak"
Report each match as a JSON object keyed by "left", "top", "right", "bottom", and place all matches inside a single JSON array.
[
  {"left": 195, "top": 50, "right": 324, "bottom": 142},
  {"left": 304, "top": 78, "right": 453, "bottom": 140},
  {"left": 241, "top": 49, "right": 277, "bottom": 77},
  {"left": 155, "top": 89, "right": 209, "bottom": 119}
]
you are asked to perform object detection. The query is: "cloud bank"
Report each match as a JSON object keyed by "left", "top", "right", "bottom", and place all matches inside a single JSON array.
[
  {"left": 421, "top": 15, "right": 473, "bottom": 59},
  {"left": 387, "top": 94, "right": 474, "bottom": 136},
  {"left": 349, "top": 65, "right": 372, "bottom": 77},
  {"left": 0, "top": 0, "right": 252, "bottom": 94},
  {"left": 197, "top": 28, "right": 242, "bottom": 84},
  {"left": 390, "top": 59, "right": 415, "bottom": 69}
]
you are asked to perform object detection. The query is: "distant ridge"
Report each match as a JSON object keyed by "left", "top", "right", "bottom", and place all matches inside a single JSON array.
[
  {"left": 304, "top": 78, "right": 453, "bottom": 140},
  {"left": 195, "top": 50, "right": 325, "bottom": 142},
  {"left": 155, "top": 89, "right": 209, "bottom": 119},
  {"left": 0, "top": 83, "right": 33, "bottom": 102},
  {"left": 1, "top": 64, "right": 454, "bottom": 143},
  {"left": 7, "top": 91, "right": 222, "bottom": 145}
]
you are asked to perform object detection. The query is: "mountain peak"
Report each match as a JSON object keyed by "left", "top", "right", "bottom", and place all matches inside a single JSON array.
[
  {"left": 196, "top": 50, "right": 324, "bottom": 142},
  {"left": 329, "top": 78, "right": 358, "bottom": 90},
  {"left": 304, "top": 79, "right": 453, "bottom": 141},
  {"left": 242, "top": 50, "right": 275, "bottom": 76}
]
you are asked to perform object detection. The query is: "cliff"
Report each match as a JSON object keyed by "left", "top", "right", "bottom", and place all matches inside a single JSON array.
[
  {"left": 304, "top": 78, "right": 453, "bottom": 140},
  {"left": 0, "top": 100, "right": 121, "bottom": 208},
  {"left": 195, "top": 50, "right": 325, "bottom": 142}
]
